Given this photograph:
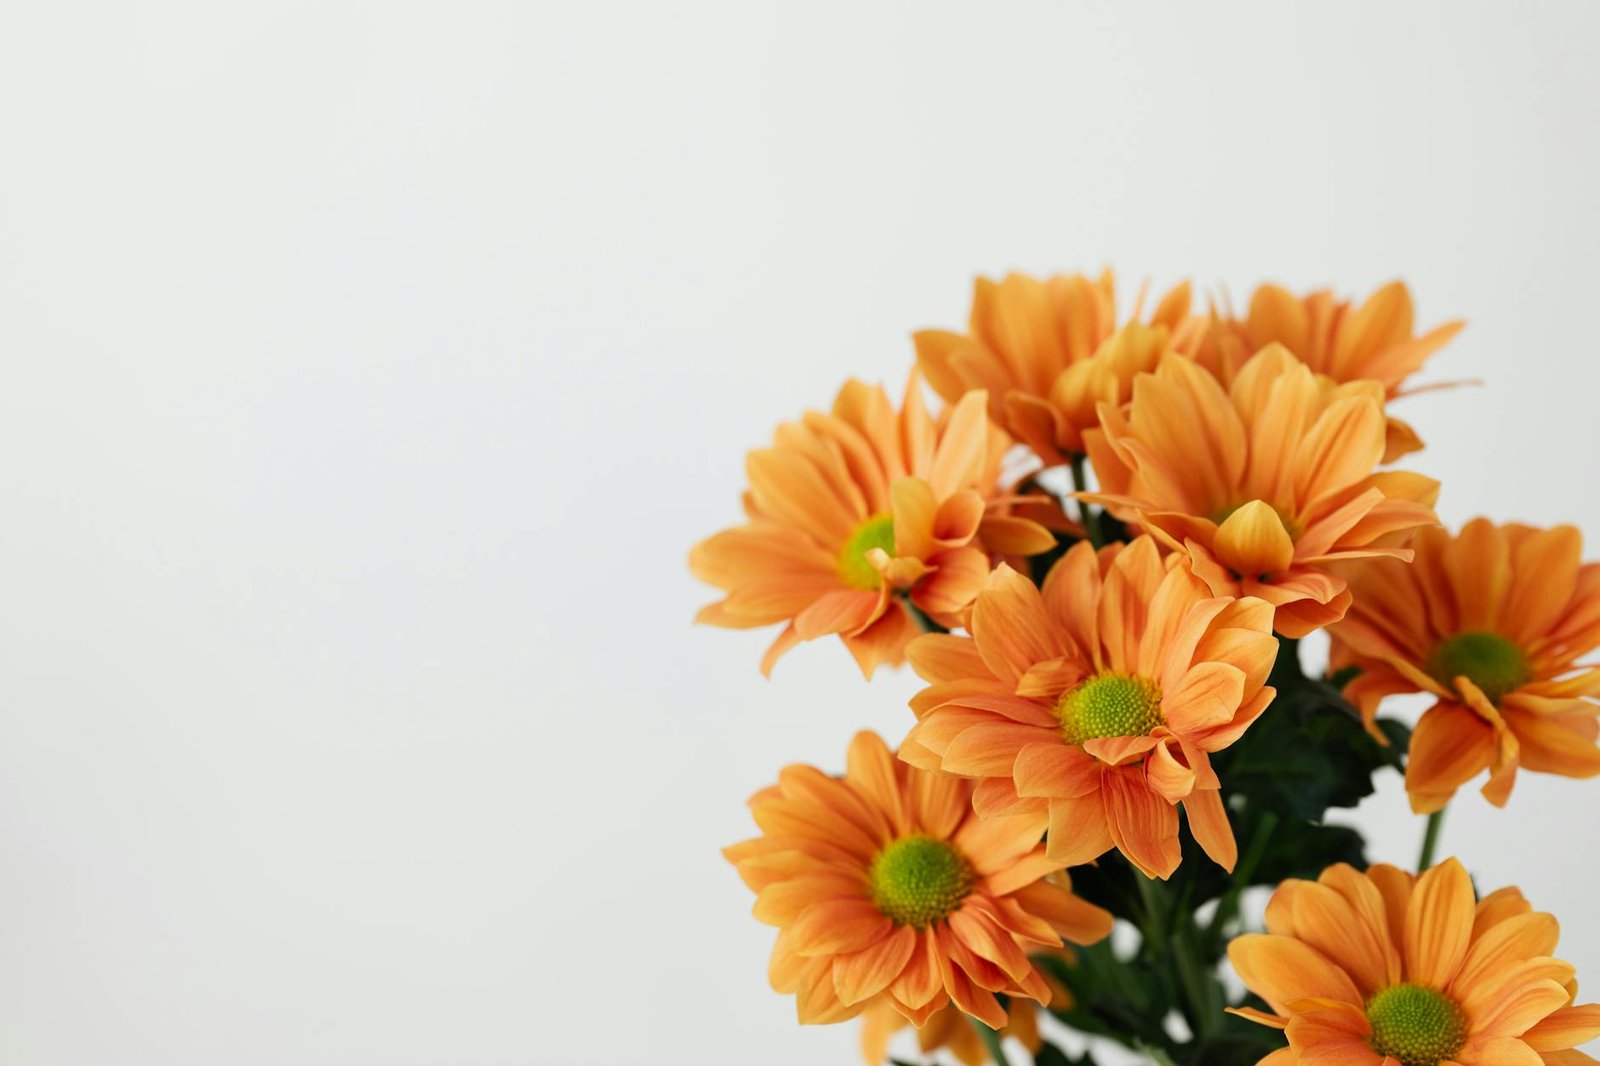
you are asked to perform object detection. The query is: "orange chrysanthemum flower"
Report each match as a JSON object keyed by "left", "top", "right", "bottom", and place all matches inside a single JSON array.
[
  {"left": 914, "top": 270, "right": 1202, "bottom": 467},
  {"left": 1230, "top": 858, "right": 1600, "bottom": 1066},
  {"left": 1198, "top": 280, "right": 1463, "bottom": 462},
  {"left": 860, "top": 996, "right": 1049, "bottom": 1066},
  {"left": 724, "top": 731, "right": 1113, "bottom": 1030},
  {"left": 1328, "top": 519, "right": 1600, "bottom": 814},
  {"left": 1084, "top": 346, "right": 1440, "bottom": 637},
  {"left": 690, "top": 377, "right": 1057, "bottom": 677},
  {"left": 901, "top": 537, "right": 1278, "bottom": 880}
]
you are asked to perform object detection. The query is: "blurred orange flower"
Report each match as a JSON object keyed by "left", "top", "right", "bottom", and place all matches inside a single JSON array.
[
  {"left": 901, "top": 538, "right": 1278, "bottom": 880},
  {"left": 1328, "top": 519, "right": 1600, "bottom": 813},
  {"left": 915, "top": 270, "right": 1202, "bottom": 467},
  {"left": 725, "top": 732, "right": 1113, "bottom": 1030},
  {"left": 1230, "top": 858, "right": 1600, "bottom": 1065},
  {"left": 859, "top": 995, "right": 1050, "bottom": 1066},
  {"left": 691, "top": 376, "right": 1056, "bottom": 677},
  {"left": 1084, "top": 346, "right": 1439, "bottom": 637},
  {"left": 1198, "top": 280, "right": 1463, "bottom": 461}
]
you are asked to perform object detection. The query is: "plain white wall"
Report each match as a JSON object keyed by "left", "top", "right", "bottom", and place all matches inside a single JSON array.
[{"left": 1, "top": 1, "right": 1597, "bottom": 1063}]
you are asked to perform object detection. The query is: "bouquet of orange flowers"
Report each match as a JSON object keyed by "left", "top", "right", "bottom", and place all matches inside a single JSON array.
[{"left": 692, "top": 271, "right": 1600, "bottom": 1066}]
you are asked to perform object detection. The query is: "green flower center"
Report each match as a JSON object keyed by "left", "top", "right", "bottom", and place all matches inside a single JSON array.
[
  {"left": 1366, "top": 983, "right": 1467, "bottom": 1066},
  {"left": 868, "top": 836, "right": 975, "bottom": 928},
  {"left": 837, "top": 514, "right": 896, "bottom": 590},
  {"left": 1426, "top": 631, "right": 1531, "bottom": 705},
  {"left": 1057, "top": 673, "right": 1164, "bottom": 745}
]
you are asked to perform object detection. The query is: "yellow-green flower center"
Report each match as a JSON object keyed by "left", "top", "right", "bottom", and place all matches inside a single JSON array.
[
  {"left": 868, "top": 836, "right": 974, "bottom": 928},
  {"left": 837, "top": 514, "right": 896, "bottom": 590},
  {"left": 1365, "top": 983, "right": 1467, "bottom": 1066},
  {"left": 1426, "top": 631, "right": 1531, "bottom": 705},
  {"left": 1056, "top": 673, "right": 1164, "bottom": 745}
]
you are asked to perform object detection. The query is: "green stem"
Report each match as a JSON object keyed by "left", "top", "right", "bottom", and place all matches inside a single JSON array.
[
  {"left": 1418, "top": 808, "right": 1447, "bottom": 870},
  {"left": 904, "top": 598, "right": 949, "bottom": 635},
  {"left": 1068, "top": 454, "right": 1104, "bottom": 548},
  {"left": 1267, "top": 635, "right": 1305, "bottom": 692},
  {"left": 1205, "top": 809, "right": 1280, "bottom": 944},
  {"left": 1136, "top": 873, "right": 1220, "bottom": 1039},
  {"left": 1133, "top": 870, "right": 1167, "bottom": 942},
  {"left": 1174, "top": 921, "right": 1221, "bottom": 1038},
  {"left": 1142, "top": 1048, "right": 1179, "bottom": 1066},
  {"left": 969, "top": 1016, "right": 1012, "bottom": 1066}
]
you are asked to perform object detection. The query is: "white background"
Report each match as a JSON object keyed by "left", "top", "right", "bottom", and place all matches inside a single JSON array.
[{"left": 1, "top": 1, "right": 1598, "bottom": 1063}]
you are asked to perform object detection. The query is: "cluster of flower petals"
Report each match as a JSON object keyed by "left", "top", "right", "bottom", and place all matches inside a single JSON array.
[
  {"left": 724, "top": 732, "right": 1113, "bottom": 1030},
  {"left": 901, "top": 537, "right": 1279, "bottom": 879},
  {"left": 691, "top": 375, "right": 1057, "bottom": 677},
  {"left": 1230, "top": 858, "right": 1600, "bottom": 1065}
]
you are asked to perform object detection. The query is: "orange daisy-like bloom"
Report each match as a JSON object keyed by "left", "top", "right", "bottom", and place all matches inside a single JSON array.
[
  {"left": 1084, "top": 346, "right": 1440, "bottom": 637},
  {"left": 1230, "top": 858, "right": 1600, "bottom": 1066},
  {"left": 724, "top": 731, "right": 1113, "bottom": 1030},
  {"left": 914, "top": 270, "right": 1202, "bottom": 467},
  {"left": 1198, "top": 280, "right": 1463, "bottom": 462},
  {"left": 1328, "top": 519, "right": 1600, "bottom": 814},
  {"left": 860, "top": 996, "right": 1049, "bottom": 1066},
  {"left": 690, "top": 377, "right": 1056, "bottom": 677},
  {"left": 901, "top": 537, "right": 1278, "bottom": 880}
]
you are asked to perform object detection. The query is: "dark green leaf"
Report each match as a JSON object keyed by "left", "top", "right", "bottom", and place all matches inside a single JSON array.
[
  {"left": 1213, "top": 682, "right": 1408, "bottom": 821},
  {"left": 1030, "top": 1041, "right": 1098, "bottom": 1065}
]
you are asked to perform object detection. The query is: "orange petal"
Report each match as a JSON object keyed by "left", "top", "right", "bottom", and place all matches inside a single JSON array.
[
  {"left": 913, "top": 546, "right": 992, "bottom": 617},
  {"left": 760, "top": 622, "right": 804, "bottom": 677},
  {"left": 1457, "top": 1037, "right": 1545, "bottom": 1065},
  {"left": 842, "top": 605, "right": 917, "bottom": 679},
  {"left": 1182, "top": 787, "right": 1236, "bottom": 872},
  {"left": 1226, "top": 1006, "right": 1289, "bottom": 1030},
  {"left": 1473, "top": 977, "right": 1573, "bottom": 1041},
  {"left": 1147, "top": 741, "right": 1198, "bottom": 802},
  {"left": 980, "top": 847, "right": 1064, "bottom": 898},
  {"left": 845, "top": 730, "right": 909, "bottom": 837},
  {"left": 1500, "top": 707, "right": 1600, "bottom": 779},
  {"left": 1524, "top": 1003, "right": 1600, "bottom": 1051},
  {"left": 890, "top": 477, "right": 939, "bottom": 561},
  {"left": 907, "top": 632, "right": 991, "bottom": 684},
  {"left": 1288, "top": 881, "right": 1390, "bottom": 995},
  {"left": 833, "top": 924, "right": 918, "bottom": 1006},
  {"left": 1319, "top": 864, "right": 1402, "bottom": 988},
  {"left": 1504, "top": 525, "right": 1583, "bottom": 643},
  {"left": 794, "top": 588, "right": 882, "bottom": 639},
  {"left": 889, "top": 929, "right": 944, "bottom": 1011},
  {"left": 971, "top": 565, "right": 1060, "bottom": 683},
  {"left": 1451, "top": 912, "right": 1559, "bottom": 1000},
  {"left": 972, "top": 776, "right": 1047, "bottom": 820},
  {"left": 1281, "top": 997, "right": 1373, "bottom": 1060},
  {"left": 932, "top": 490, "right": 986, "bottom": 548},
  {"left": 1082, "top": 734, "right": 1161, "bottom": 766},
  {"left": 1444, "top": 518, "right": 1511, "bottom": 633},
  {"left": 955, "top": 812, "right": 1048, "bottom": 877},
  {"left": 1007, "top": 881, "right": 1113, "bottom": 946},
  {"left": 1044, "top": 791, "right": 1113, "bottom": 867},
  {"left": 1403, "top": 857, "right": 1475, "bottom": 989},
  {"left": 1014, "top": 742, "right": 1101, "bottom": 799},
  {"left": 1405, "top": 701, "right": 1495, "bottom": 814},
  {"left": 979, "top": 514, "right": 1058, "bottom": 556},
  {"left": 1164, "top": 660, "right": 1248, "bottom": 735},
  {"left": 1102, "top": 765, "right": 1181, "bottom": 879},
  {"left": 1214, "top": 500, "right": 1296, "bottom": 576},
  {"left": 948, "top": 905, "right": 1034, "bottom": 983},
  {"left": 926, "top": 390, "right": 989, "bottom": 499},
  {"left": 1228, "top": 934, "right": 1362, "bottom": 1015},
  {"left": 942, "top": 720, "right": 1055, "bottom": 777},
  {"left": 790, "top": 898, "right": 894, "bottom": 957}
]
